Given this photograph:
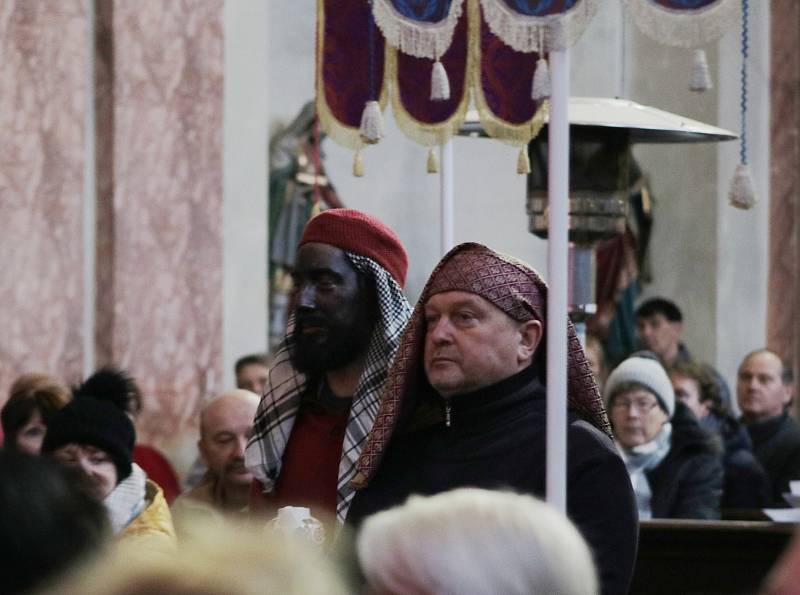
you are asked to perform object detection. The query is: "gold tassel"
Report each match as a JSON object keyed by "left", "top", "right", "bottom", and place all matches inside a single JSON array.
[
  {"left": 353, "top": 149, "right": 365, "bottom": 177},
  {"left": 426, "top": 147, "right": 439, "bottom": 173},
  {"left": 310, "top": 199, "right": 323, "bottom": 218},
  {"left": 517, "top": 146, "right": 531, "bottom": 174}
]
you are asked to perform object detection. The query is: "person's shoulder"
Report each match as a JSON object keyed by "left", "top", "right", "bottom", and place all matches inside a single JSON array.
[
  {"left": 567, "top": 417, "right": 617, "bottom": 456},
  {"left": 776, "top": 416, "right": 800, "bottom": 450},
  {"left": 174, "top": 475, "right": 216, "bottom": 506},
  {"left": 121, "top": 481, "right": 177, "bottom": 547},
  {"left": 671, "top": 403, "right": 718, "bottom": 451}
]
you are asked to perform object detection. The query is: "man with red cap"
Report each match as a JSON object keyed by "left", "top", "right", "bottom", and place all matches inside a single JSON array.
[
  {"left": 245, "top": 209, "right": 411, "bottom": 524},
  {"left": 347, "top": 243, "right": 638, "bottom": 595}
]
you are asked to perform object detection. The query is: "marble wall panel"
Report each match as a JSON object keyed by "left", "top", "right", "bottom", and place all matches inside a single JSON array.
[
  {"left": 95, "top": 0, "right": 224, "bottom": 464},
  {"left": 767, "top": 0, "right": 799, "bottom": 377},
  {"left": 0, "top": 1, "right": 86, "bottom": 405}
]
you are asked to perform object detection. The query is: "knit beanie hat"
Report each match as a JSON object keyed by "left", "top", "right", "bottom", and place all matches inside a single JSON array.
[
  {"left": 299, "top": 208, "right": 409, "bottom": 288},
  {"left": 42, "top": 396, "right": 135, "bottom": 483},
  {"left": 604, "top": 355, "right": 675, "bottom": 418}
]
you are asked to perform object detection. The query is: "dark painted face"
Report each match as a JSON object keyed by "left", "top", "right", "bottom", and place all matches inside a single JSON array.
[{"left": 289, "top": 243, "right": 377, "bottom": 375}]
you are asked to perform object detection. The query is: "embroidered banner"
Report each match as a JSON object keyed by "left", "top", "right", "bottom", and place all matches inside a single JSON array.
[
  {"left": 472, "top": 0, "right": 547, "bottom": 147},
  {"left": 389, "top": 4, "right": 471, "bottom": 146},
  {"left": 316, "top": 0, "right": 387, "bottom": 150},
  {"left": 479, "top": 0, "right": 598, "bottom": 52},
  {"left": 373, "top": 0, "right": 465, "bottom": 60},
  {"left": 623, "top": 0, "right": 740, "bottom": 47}
]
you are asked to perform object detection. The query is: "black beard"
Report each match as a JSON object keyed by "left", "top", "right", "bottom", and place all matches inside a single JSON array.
[{"left": 291, "top": 318, "right": 374, "bottom": 376}]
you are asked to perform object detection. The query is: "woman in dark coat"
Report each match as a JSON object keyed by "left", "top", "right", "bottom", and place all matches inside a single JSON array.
[{"left": 605, "top": 353, "right": 723, "bottom": 520}]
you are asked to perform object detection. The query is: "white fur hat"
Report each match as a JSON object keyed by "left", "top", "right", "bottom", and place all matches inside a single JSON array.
[{"left": 604, "top": 354, "right": 675, "bottom": 418}]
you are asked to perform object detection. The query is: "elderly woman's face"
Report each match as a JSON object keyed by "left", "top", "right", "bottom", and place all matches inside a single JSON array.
[
  {"left": 53, "top": 443, "right": 118, "bottom": 500},
  {"left": 610, "top": 388, "right": 668, "bottom": 448}
]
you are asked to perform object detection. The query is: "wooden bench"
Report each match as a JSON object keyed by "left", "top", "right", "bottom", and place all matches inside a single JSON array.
[{"left": 629, "top": 519, "right": 795, "bottom": 595}]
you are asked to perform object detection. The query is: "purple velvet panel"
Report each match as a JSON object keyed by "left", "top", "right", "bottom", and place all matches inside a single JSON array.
[
  {"left": 322, "top": 0, "right": 385, "bottom": 128},
  {"left": 479, "top": 6, "right": 542, "bottom": 125},
  {"left": 395, "top": 10, "right": 468, "bottom": 124}
]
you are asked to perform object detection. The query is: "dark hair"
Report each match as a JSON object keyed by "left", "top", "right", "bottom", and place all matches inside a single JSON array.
[
  {"left": 2, "top": 373, "right": 70, "bottom": 450},
  {"left": 235, "top": 354, "right": 270, "bottom": 376},
  {"left": 670, "top": 360, "right": 724, "bottom": 415},
  {"left": 0, "top": 450, "right": 110, "bottom": 594},
  {"left": 635, "top": 298, "right": 683, "bottom": 323},
  {"left": 75, "top": 366, "right": 143, "bottom": 416}
]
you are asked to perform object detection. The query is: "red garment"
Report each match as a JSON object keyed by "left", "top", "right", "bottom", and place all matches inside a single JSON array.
[
  {"left": 133, "top": 444, "right": 181, "bottom": 504},
  {"left": 252, "top": 405, "right": 349, "bottom": 519}
]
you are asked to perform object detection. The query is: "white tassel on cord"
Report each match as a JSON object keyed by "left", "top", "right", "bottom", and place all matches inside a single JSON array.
[
  {"left": 728, "top": 163, "right": 756, "bottom": 209},
  {"left": 431, "top": 59, "right": 451, "bottom": 101},
  {"left": 689, "top": 49, "right": 713, "bottom": 92},
  {"left": 359, "top": 100, "right": 384, "bottom": 144},
  {"left": 532, "top": 56, "right": 551, "bottom": 101}
]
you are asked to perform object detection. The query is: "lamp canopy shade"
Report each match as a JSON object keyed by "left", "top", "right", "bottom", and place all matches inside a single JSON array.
[{"left": 460, "top": 96, "right": 738, "bottom": 144}]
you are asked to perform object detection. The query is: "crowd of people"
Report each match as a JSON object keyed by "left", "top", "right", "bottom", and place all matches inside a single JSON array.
[{"left": 1, "top": 208, "right": 798, "bottom": 594}]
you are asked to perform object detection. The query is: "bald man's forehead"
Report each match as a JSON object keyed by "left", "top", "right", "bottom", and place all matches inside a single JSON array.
[
  {"left": 741, "top": 350, "right": 782, "bottom": 372},
  {"left": 200, "top": 392, "right": 258, "bottom": 437}
]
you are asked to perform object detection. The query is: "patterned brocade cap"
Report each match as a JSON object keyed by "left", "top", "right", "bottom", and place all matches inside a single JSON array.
[{"left": 353, "top": 243, "right": 611, "bottom": 487}]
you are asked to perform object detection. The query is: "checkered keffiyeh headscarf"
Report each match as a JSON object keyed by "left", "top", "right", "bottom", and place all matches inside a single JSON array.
[
  {"left": 244, "top": 253, "right": 411, "bottom": 522},
  {"left": 352, "top": 242, "right": 611, "bottom": 488}
]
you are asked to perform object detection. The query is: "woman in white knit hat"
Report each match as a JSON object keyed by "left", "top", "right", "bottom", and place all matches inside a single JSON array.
[{"left": 605, "top": 352, "right": 723, "bottom": 520}]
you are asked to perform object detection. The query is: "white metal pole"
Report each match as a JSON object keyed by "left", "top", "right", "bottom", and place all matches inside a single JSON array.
[
  {"left": 440, "top": 140, "right": 454, "bottom": 255},
  {"left": 82, "top": 0, "right": 97, "bottom": 378},
  {"left": 546, "top": 47, "right": 570, "bottom": 514}
]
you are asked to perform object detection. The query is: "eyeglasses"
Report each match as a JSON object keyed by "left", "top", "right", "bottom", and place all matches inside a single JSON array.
[{"left": 610, "top": 399, "right": 660, "bottom": 413}]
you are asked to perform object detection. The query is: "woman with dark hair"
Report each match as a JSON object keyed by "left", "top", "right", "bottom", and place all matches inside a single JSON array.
[
  {"left": 74, "top": 367, "right": 181, "bottom": 503},
  {"left": 670, "top": 360, "right": 768, "bottom": 510},
  {"left": 2, "top": 373, "right": 70, "bottom": 454}
]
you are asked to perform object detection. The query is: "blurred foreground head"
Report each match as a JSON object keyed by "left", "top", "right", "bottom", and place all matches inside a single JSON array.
[
  {"left": 0, "top": 451, "right": 109, "bottom": 594},
  {"left": 357, "top": 488, "right": 598, "bottom": 595},
  {"left": 46, "top": 515, "right": 350, "bottom": 595}
]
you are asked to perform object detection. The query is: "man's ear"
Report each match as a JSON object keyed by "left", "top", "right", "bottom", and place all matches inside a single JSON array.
[
  {"left": 783, "top": 383, "right": 795, "bottom": 408},
  {"left": 518, "top": 320, "right": 543, "bottom": 364}
]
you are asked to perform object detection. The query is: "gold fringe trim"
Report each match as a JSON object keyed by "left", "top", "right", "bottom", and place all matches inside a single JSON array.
[
  {"left": 316, "top": 0, "right": 390, "bottom": 151},
  {"left": 387, "top": 45, "right": 471, "bottom": 147},
  {"left": 468, "top": 0, "right": 548, "bottom": 148}
]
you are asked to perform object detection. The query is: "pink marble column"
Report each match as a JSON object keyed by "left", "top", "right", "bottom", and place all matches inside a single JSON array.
[
  {"left": 0, "top": 2, "right": 87, "bottom": 404},
  {"left": 94, "top": 0, "right": 224, "bottom": 457},
  {"left": 767, "top": 0, "right": 799, "bottom": 385}
]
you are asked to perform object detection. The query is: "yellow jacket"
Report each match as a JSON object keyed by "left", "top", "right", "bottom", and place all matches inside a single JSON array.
[{"left": 120, "top": 479, "right": 176, "bottom": 549}]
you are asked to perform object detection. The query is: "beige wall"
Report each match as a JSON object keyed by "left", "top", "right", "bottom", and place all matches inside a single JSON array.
[{"left": 0, "top": 1, "right": 87, "bottom": 402}]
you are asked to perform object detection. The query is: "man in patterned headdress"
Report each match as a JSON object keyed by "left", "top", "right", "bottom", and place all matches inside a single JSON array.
[
  {"left": 347, "top": 243, "right": 638, "bottom": 595},
  {"left": 244, "top": 209, "right": 412, "bottom": 524}
]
